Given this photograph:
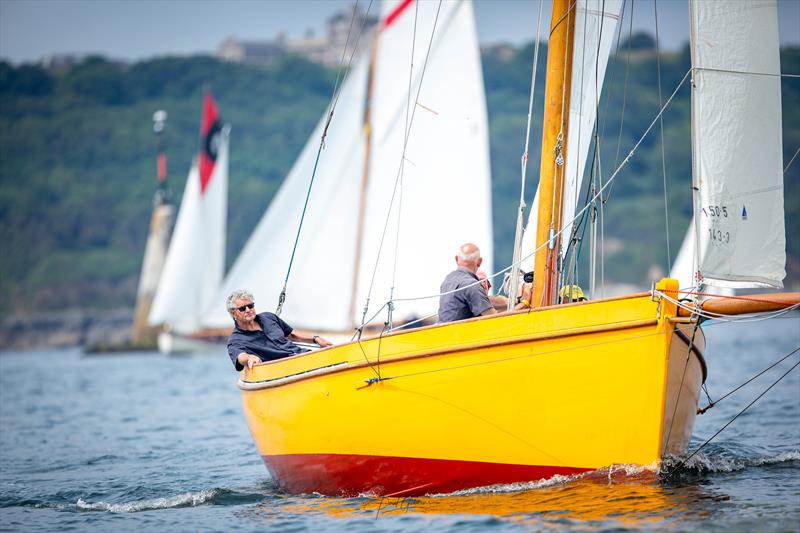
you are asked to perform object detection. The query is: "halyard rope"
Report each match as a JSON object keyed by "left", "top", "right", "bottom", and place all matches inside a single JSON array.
[
  {"left": 360, "top": 69, "right": 694, "bottom": 327},
  {"left": 277, "top": 0, "right": 375, "bottom": 315},
  {"left": 357, "top": 0, "right": 444, "bottom": 332}
]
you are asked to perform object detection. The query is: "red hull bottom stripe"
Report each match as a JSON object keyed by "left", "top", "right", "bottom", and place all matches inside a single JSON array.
[{"left": 262, "top": 453, "right": 591, "bottom": 497}]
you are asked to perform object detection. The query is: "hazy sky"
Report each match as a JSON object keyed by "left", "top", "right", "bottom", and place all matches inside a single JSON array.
[{"left": 1, "top": 0, "right": 798, "bottom": 65}]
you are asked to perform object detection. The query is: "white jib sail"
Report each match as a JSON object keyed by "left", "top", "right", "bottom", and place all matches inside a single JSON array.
[
  {"left": 689, "top": 0, "right": 786, "bottom": 288},
  {"left": 204, "top": 55, "right": 370, "bottom": 331},
  {"left": 149, "top": 130, "right": 229, "bottom": 333},
  {"left": 670, "top": 217, "right": 734, "bottom": 297},
  {"left": 520, "top": 0, "right": 622, "bottom": 272},
  {"left": 356, "top": 0, "right": 493, "bottom": 325}
]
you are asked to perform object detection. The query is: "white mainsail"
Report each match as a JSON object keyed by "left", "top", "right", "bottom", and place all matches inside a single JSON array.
[
  {"left": 206, "top": 0, "right": 492, "bottom": 331},
  {"left": 520, "top": 0, "right": 622, "bottom": 272},
  {"left": 149, "top": 131, "right": 229, "bottom": 334},
  {"left": 689, "top": 0, "right": 786, "bottom": 288},
  {"left": 355, "top": 0, "right": 492, "bottom": 324}
]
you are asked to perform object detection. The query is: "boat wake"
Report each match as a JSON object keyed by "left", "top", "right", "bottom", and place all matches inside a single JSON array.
[
  {"left": 428, "top": 463, "right": 660, "bottom": 497},
  {"left": 665, "top": 449, "right": 800, "bottom": 474},
  {"left": 76, "top": 490, "right": 218, "bottom": 513},
  {"left": 74, "top": 484, "right": 272, "bottom": 513}
]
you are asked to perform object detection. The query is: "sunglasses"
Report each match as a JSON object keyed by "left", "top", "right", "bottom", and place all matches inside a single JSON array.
[{"left": 236, "top": 302, "right": 255, "bottom": 312}]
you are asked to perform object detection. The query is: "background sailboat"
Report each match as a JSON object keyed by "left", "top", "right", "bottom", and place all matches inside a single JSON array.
[
  {"left": 205, "top": 0, "right": 492, "bottom": 333},
  {"left": 149, "top": 91, "right": 230, "bottom": 353}
]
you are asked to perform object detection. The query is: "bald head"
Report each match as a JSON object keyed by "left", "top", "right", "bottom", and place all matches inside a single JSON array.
[{"left": 456, "top": 242, "right": 482, "bottom": 272}]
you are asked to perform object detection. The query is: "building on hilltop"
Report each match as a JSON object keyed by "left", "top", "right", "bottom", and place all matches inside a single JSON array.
[{"left": 217, "top": 4, "right": 377, "bottom": 67}]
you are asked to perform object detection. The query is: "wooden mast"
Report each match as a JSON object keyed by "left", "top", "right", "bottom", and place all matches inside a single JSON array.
[
  {"left": 349, "top": 30, "right": 380, "bottom": 330},
  {"left": 532, "top": 0, "right": 576, "bottom": 308}
]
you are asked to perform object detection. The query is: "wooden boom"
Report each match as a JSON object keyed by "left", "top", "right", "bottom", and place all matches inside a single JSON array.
[{"left": 678, "top": 292, "right": 800, "bottom": 317}]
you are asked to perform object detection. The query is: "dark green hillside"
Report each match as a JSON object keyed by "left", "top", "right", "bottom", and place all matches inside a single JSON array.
[
  {"left": 0, "top": 45, "right": 797, "bottom": 316},
  {"left": 0, "top": 56, "right": 334, "bottom": 314}
]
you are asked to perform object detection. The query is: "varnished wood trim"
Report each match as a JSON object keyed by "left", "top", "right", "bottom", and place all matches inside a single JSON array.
[{"left": 677, "top": 292, "right": 800, "bottom": 317}]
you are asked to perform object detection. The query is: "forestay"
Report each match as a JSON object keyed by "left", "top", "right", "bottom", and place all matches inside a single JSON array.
[
  {"left": 521, "top": 0, "right": 622, "bottom": 271},
  {"left": 689, "top": 0, "right": 786, "bottom": 288},
  {"left": 149, "top": 133, "right": 229, "bottom": 334}
]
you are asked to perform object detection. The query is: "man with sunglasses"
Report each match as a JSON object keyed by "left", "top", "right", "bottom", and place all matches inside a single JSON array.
[{"left": 226, "top": 289, "right": 332, "bottom": 371}]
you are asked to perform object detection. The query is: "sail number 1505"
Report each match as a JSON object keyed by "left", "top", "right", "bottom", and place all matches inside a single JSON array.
[{"left": 702, "top": 205, "right": 728, "bottom": 218}]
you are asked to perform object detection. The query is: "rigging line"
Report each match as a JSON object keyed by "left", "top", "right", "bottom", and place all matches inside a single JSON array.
[
  {"left": 390, "top": 311, "right": 438, "bottom": 332},
  {"left": 698, "top": 347, "right": 800, "bottom": 414},
  {"left": 664, "top": 319, "right": 699, "bottom": 451},
  {"left": 329, "top": 2, "right": 361, "bottom": 105},
  {"left": 784, "top": 146, "right": 800, "bottom": 174},
  {"left": 676, "top": 291, "right": 800, "bottom": 306},
  {"left": 692, "top": 66, "right": 800, "bottom": 79},
  {"left": 389, "top": 69, "right": 694, "bottom": 307},
  {"left": 276, "top": 0, "right": 375, "bottom": 314},
  {"left": 667, "top": 358, "right": 800, "bottom": 476},
  {"left": 551, "top": 0, "right": 576, "bottom": 227},
  {"left": 356, "top": 335, "right": 382, "bottom": 379},
  {"left": 508, "top": 0, "right": 545, "bottom": 312},
  {"left": 331, "top": 0, "right": 377, "bottom": 111},
  {"left": 388, "top": 0, "right": 421, "bottom": 328},
  {"left": 654, "top": 0, "right": 671, "bottom": 274},
  {"left": 561, "top": 0, "right": 606, "bottom": 270},
  {"left": 376, "top": 323, "right": 676, "bottom": 383},
  {"left": 605, "top": 0, "right": 634, "bottom": 204},
  {"left": 656, "top": 292, "right": 800, "bottom": 324},
  {"left": 599, "top": 0, "right": 627, "bottom": 154},
  {"left": 359, "top": 0, "right": 444, "bottom": 329},
  {"left": 383, "top": 70, "right": 694, "bottom": 309}
]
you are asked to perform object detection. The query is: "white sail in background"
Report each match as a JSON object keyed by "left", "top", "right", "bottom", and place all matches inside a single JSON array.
[
  {"left": 521, "top": 0, "right": 622, "bottom": 272},
  {"left": 205, "top": 54, "right": 370, "bottom": 331},
  {"left": 149, "top": 132, "right": 229, "bottom": 334},
  {"left": 355, "top": 0, "right": 492, "bottom": 323},
  {"left": 689, "top": 0, "right": 786, "bottom": 288},
  {"left": 671, "top": 220, "right": 697, "bottom": 292}
]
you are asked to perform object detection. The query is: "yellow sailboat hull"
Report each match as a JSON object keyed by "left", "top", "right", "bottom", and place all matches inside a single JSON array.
[{"left": 239, "top": 279, "right": 705, "bottom": 496}]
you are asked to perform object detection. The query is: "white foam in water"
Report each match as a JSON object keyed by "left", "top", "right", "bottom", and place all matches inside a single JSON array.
[
  {"left": 76, "top": 489, "right": 217, "bottom": 513},
  {"left": 677, "top": 450, "right": 800, "bottom": 473},
  {"left": 428, "top": 473, "right": 585, "bottom": 497}
]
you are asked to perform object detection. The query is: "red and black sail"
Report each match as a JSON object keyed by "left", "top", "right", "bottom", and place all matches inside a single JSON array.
[{"left": 199, "top": 91, "right": 222, "bottom": 194}]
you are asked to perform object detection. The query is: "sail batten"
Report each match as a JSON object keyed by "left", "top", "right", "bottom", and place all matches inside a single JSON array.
[{"left": 689, "top": 0, "right": 786, "bottom": 288}]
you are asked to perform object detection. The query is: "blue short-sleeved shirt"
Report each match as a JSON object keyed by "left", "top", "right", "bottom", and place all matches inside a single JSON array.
[
  {"left": 437, "top": 267, "right": 492, "bottom": 323},
  {"left": 227, "top": 311, "right": 308, "bottom": 370}
]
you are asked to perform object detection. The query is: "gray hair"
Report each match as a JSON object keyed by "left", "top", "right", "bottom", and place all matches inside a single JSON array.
[
  {"left": 226, "top": 289, "right": 254, "bottom": 313},
  {"left": 458, "top": 246, "right": 480, "bottom": 263}
]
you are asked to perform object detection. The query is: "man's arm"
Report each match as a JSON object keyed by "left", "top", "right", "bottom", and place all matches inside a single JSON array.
[
  {"left": 237, "top": 352, "right": 262, "bottom": 371},
  {"left": 480, "top": 306, "right": 498, "bottom": 316},
  {"left": 287, "top": 332, "right": 333, "bottom": 348}
]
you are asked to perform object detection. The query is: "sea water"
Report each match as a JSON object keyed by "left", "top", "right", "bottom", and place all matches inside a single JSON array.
[{"left": 1, "top": 313, "right": 798, "bottom": 532}]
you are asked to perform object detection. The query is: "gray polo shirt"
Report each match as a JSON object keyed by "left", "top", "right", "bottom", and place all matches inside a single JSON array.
[{"left": 438, "top": 267, "right": 492, "bottom": 323}]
